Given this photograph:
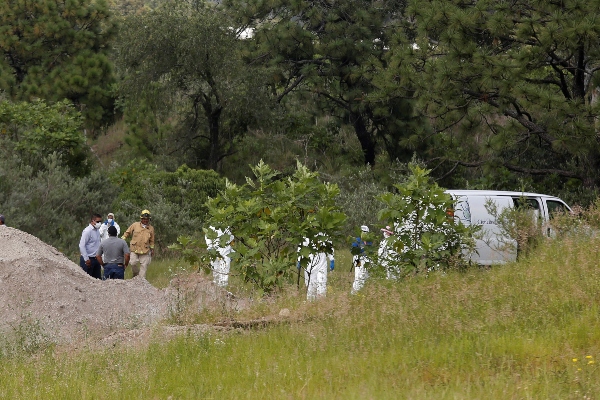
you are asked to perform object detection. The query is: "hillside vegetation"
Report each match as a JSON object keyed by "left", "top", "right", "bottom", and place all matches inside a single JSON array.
[{"left": 1, "top": 235, "right": 598, "bottom": 399}]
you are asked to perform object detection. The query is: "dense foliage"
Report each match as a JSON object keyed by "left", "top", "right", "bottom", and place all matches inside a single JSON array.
[
  {"left": 378, "top": 165, "right": 476, "bottom": 274},
  {"left": 0, "top": 0, "right": 116, "bottom": 128},
  {"left": 114, "top": 1, "right": 271, "bottom": 170},
  {"left": 203, "top": 161, "right": 347, "bottom": 294},
  {"left": 0, "top": 99, "right": 90, "bottom": 175},
  {"left": 0, "top": 145, "right": 115, "bottom": 254},
  {"left": 226, "top": 0, "right": 426, "bottom": 166},
  {"left": 403, "top": 0, "right": 600, "bottom": 195}
]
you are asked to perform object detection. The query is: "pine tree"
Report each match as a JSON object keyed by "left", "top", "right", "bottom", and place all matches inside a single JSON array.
[
  {"left": 0, "top": 0, "right": 116, "bottom": 128},
  {"left": 404, "top": 0, "right": 600, "bottom": 191},
  {"left": 225, "top": 0, "right": 424, "bottom": 166}
]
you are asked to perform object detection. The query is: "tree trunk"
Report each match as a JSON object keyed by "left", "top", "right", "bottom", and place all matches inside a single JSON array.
[{"left": 351, "top": 112, "right": 376, "bottom": 166}]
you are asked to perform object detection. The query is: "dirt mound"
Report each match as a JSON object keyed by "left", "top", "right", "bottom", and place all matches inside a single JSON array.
[{"left": 0, "top": 227, "right": 167, "bottom": 344}]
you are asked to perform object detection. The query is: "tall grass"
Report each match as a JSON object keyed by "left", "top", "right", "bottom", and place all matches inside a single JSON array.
[{"left": 1, "top": 235, "right": 599, "bottom": 398}]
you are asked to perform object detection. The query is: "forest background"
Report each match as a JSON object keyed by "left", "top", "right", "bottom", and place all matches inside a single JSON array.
[{"left": 1, "top": 0, "right": 600, "bottom": 256}]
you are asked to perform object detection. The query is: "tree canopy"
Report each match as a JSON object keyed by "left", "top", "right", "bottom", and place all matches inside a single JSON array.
[
  {"left": 0, "top": 0, "right": 116, "bottom": 128},
  {"left": 115, "top": 1, "right": 272, "bottom": 170},
  {"left": 404, "top": 0, "right": 600, "bottom": 191},
  {"left": 225, "top": 0, "right": 426, "bottom": 166}
]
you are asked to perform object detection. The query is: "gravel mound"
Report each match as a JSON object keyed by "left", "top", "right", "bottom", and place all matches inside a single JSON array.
[{"left": 0, "top": 227, "right": 168, "bottom": 344}]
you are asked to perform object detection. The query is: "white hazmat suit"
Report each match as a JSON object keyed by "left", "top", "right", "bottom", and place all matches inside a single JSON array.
[
  {"left": 351, "top": 225, "right": 371, "bottom": 294},
  {"left": 378, "top": 226, "right": 398, "bottom": 279},
  {"left": 205, "top": 226, "right": 234, "bottom": 288},
  {"left": 298, "top": 235, "right": 334, "bottom": 301}
]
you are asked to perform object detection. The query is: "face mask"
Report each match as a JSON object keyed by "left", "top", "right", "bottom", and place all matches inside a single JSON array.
[
  {"left": 94, "top": 222, "right": 102, "bottom": 229},
  {"left": 107, "top": 219, "right": 113, "bottom": 224}
]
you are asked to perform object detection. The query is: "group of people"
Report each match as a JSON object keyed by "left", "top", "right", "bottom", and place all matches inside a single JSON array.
[
  {"left": 78, "top": 208, "right": 393, "bottom": 292},
  {"left": 203, "top": 224, "right": 396, "bottom": 300},
  {"left": 78, "top": 210, "right": 155, "bottom": 280}
]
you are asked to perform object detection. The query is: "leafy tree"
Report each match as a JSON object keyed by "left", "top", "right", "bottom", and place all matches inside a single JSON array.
[
  {"left": 403, "top": 0, "right": 600, "bottom": 191},
  {"left": 0, "top": 0, "right": 116, "bottom": 128},
  {"left": 115, "top": 1, "right": 271, "bottom": 170},
  {"left": 225, "top": 0, "right": 426, "bottom": 166},
  {"left": 377, "top": 165, "right": 475, "bottom": 276},
  {"left": 201, "top": 160, "right": 347, "bottom": 295},
  {"left": 0, "top": 99, "right": 91, "bottom": 175}
]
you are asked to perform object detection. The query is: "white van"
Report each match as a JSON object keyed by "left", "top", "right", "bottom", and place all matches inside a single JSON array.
[{"left": 446, "top": 190, "right": 571, "bottom": 265}]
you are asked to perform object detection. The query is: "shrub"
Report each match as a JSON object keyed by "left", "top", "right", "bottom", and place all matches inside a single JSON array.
[
  {"left": 201, "top": 160, "right": 347, "bottom": 295},
  {"left": 377, "top": 164, "right": 476, "bottom": 276},
  {"left": 0, "top": 146, "right": 115, "bottom": 254},
  {"left": 111, "top": 162, "right": 225, "bottom": 248}
]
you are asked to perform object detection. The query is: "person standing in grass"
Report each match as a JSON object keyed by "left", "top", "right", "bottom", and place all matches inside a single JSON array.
[
  {"left": 378, "top": 226, "right": 398, "bottom": 279},
  {"left": 121, "top": 209, "right": 155, "bottom": 279},
  {"left": 96, "top": 225, "right": 130, "bottom": 280},
  {"left": 79, "top": 213, "right": 103, "bottom": 279},
  {"left": 205, "top": 226, "right": 234, "bottom": 288},
  {"left": 298, "top": 233, "right": 334, "bottom": 301},
  {"left": 351, "top": 225, "right": 372, "bottom": 294}
]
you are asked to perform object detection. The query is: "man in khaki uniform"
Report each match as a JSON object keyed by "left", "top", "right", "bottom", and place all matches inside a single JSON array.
[{"left": 122, "top": 209, "right": 155, "bottom": 279}]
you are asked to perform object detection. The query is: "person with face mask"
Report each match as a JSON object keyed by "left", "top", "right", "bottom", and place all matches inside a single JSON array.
[
  {"left": 99, "top": 212, "right": 120, "bottom": 242},
  {"left": 79, "top": 213, "right": 103, "bottom": 279},
  {"left": 121, "top": 209, "right": 155, "bottom": 279}
]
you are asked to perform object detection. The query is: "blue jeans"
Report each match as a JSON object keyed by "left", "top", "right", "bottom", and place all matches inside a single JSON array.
[
  {"left": 103, "top": 264, "right": 125, "bottom": 280},
  {"left": 80, "top": 256, "right": 102, "bottom": 279}
]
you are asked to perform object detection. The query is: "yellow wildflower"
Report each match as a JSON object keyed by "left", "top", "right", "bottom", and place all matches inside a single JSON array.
[{"left": 573, "top": 358, "right": 578, "bottom": 362}]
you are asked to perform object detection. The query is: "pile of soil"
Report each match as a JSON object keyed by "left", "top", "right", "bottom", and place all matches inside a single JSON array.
[{"left": 0, "top": 227, "right": 167, "bottom": 344}]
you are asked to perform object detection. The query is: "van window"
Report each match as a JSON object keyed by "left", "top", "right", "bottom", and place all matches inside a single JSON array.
[
  {"left": 512, "top": 197, "right": 540, "bottom": 210},
  {"left": 546, "top": 200, "right": 567, "bottom": 219}
]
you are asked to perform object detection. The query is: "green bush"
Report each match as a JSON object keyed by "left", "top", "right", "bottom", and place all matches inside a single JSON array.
[
  {"left": 0, "top": 99, "right": 91, "bottom": 176},
  {"left": 202, "top": 160, "right": 347, "bottom": 295},
  {"left": 377, "top": 164, "right": 476, "bottom": 275},
  {"left": 111, "top": 162, "right": 225, "bottom": 248},
  {"left": 0, "top": 145, "right": 115, "bottom": 254}
]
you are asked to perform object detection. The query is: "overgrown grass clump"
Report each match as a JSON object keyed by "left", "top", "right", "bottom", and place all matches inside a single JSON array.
[{"left": 1, "top": 235, "right": 599, "bottom": 398}]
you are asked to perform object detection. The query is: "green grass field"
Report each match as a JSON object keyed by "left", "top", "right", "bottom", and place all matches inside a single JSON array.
[{"left": 2, "top": 236, "right": 600, "bottom": 399}]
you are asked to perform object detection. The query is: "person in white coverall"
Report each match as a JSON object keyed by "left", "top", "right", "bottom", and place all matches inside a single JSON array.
[
  {"left": 351, "top": 225, "right": 372, "bottom": 294},
  {"left": 298, "top": 234, "right": 334, "bottom": 301},
  {"left": 205, "top": 227, "right": 234, "bottom": 288},
  {"left": 99, "top": 212, "right": 120, "bottom": 242},
  {"left": 378, "top": 226, "right": 398, "bottom": 279}
]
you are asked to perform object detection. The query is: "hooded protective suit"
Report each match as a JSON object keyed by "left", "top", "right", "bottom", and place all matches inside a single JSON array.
[
  {"left": 206, "top": 226, "right": 234, "bottom": 287},
  {"left": 378, "top": 226, "right": 398, "bottom": 279},
  {"left": 351, "top": 225, "right": 372, "bottom": 294},
  {"left": 298, "top": 234, "right": 334, "bottom": 300}
]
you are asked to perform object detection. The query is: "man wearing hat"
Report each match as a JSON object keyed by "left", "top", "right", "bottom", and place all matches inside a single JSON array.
[
  {"left": 96, "top": 225, "right": 130, "bottom": 280},
  {"left": 122, "top": 209, "right": 155, "bottom": 279},
  {"left": 99, "top": 212, "right": 120, "bottom": 242}
]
